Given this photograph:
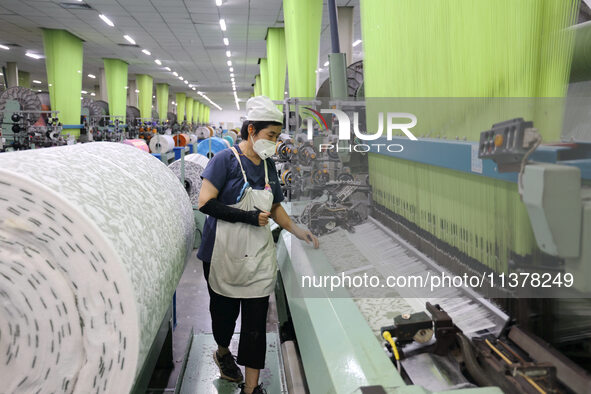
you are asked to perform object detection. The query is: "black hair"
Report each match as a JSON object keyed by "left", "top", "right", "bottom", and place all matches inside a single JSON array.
[{"left": 240, "top": 120, "right": 282, "bottom": 140}]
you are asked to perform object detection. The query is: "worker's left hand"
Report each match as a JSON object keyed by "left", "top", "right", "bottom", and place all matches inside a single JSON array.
[{"left": 294, "top": 227, "right": 319, "bottom": 249}]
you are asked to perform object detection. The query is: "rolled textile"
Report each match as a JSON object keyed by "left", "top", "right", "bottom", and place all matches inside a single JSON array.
[
  {"left": 197, "top": 137, "right": 230, "bottom": 157},
  {"left": 122, "top": 138, "right": 149, "bottom": 152},
  {"left": 189, "top": 134, "right": 198, "bottom": 144},
  {"left": 173, "top": 133, "right": 190, "bottom": 147},
  {"left": 0, "top": 142, "right": 194, "bottom": 393},
  {"left": 149, "top": 134, "right": 175, "bottom": 154},
  {"left": 226, "top": 130, "right": 238, "bottom": 143},
  {"left": 223, "top": 135, "right": 234, "bottom": 147},
  {"left": 195, "top": 126, "right": 212, "bottom": 140},
  {"left": 168, "top": 153, "right": 210, "bottom": 206}
]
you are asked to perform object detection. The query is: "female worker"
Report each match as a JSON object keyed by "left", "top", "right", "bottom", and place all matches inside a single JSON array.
[{"left": 197, "top": 96, "right": 319, "bottom": 394}]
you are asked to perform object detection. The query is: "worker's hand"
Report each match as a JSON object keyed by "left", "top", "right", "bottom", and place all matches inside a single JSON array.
[
  {"left": 258, "top": 210, "right": 271, "bottom": 226},
  {"left": 294, "top": 226, "right": 319, "bottom": 249}
]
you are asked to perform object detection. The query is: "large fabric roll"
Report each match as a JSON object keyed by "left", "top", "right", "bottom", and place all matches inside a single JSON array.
[
  {"left": 0, "top": 142, "right": 194, "bottom": 393},
  {"left": 227, "top": 130, "right": 238, "bottom": 142},
  {"left": 195, "top": 126, "right": 212, "bottom": 140},
  {"left": 173, "top": 133, "right": 190, "bottom": 147},
  {"left": 122, "top": 138, "right": 149, "bottom": 152},
  {"left": 197, "top": 137, "right": 230, "bottom": 157},
  {"left": 168, "top": 153, "right": 210, "bottom": 206},
  {"left": 222, "top": 135, "right": 234, "bottom": 147},
  {"left": 149, "top": 134, "right": 175, "bottom": 153},
  {"left": 189, "top": 134, "right": 198, "bottom": 144}
]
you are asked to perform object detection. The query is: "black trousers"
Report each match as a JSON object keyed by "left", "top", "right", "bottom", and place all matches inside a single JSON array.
[{"left": 203, "top": 261, "right": 270, "bottom": 369}]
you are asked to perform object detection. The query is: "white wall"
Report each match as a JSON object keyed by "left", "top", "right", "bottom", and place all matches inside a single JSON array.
[{"left": 209, "top": 109, "right": 245, "bottom": 130}]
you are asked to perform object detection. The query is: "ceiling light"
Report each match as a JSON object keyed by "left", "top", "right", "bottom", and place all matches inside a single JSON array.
[
  {"left": 142, "top": 49, "right": 151, "bottom": 55},
  {"left": 324, "top": 61, "right": 329, "bottom": 67},
  {"left": 0, "top": 45, "right": 9, "bottom": 50},
  {"left": 184, "top": 80, "right": 188, "bottom": 84},
  {"left": 216, "top": 0, "right": 222, "bottom": 5},
  {"left": 219, "top": 19, "right": 226, "bottom": 31},
  {"left": 227, "top": 60, "right": 232, "bottom": 66},
  {"left": 125, "top": 86, "right": 129, "bottom": 89},
  {"left": 88, "top": 74, "right": 96, "bottom": 78},
  {"left": 173, "top": 71, "right": 178, "bottom": 76},
  {"left": 192, "top": 87, "right": 196, "bottom": 90},
  {"left": 25, "top": 52, "right": 42, "bottom": 59},
  {"left": 179, "top": 76, "right": 184, "bottom": 81},
  {"left": 153, "top": 95, "right": 155, "bottom": 98},
  {"left": 230, "top": 73, "right": 234, "bottom": 77},
  {"left": 226, "top": 50, "right": 231, "bottom": 57},
  {"left": 99, "top": 14, "right": 114, "bottom": 27},
  {"left": 229, "top": 67, "right": 234, "bottom": 72},
  {"left": 32, "top": 80, "right": 41, "bottom": 84},
  {"left": 223, "top": 38, "right": 229, "bottom": 46},
  {"left": 154, "top": 59, "right": 162, "bottom": 65},
  {"left": 81, "top": 90, "right": 88, "bottom": 94},
  {"left": 353, "top": 39, "right": 362, "bottom": 47},
  {"left": 37, "top": 89, "right": 41, "bottom": 92},
  {"left": 91, "top": 92, "right": 96, "bottom": 96},
  {"left": 231, "top": 77, "right": 234, "bottom": 82},
  {"left": 123, "top": 35, "right": 136, "bottom": 45},
  {"left": 164, "top": 66, "right": 171, "bottom": 71},
  {"left": 134, "top": 89, "right": 140, "bottom": 93},
  {"left": 172, "top": 101, "right": 175, "bottom": 104}
]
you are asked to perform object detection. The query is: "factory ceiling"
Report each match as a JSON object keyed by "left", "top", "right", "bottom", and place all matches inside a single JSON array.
[{"left": 0, "top": 0, "right": 362, "bottom": 110}]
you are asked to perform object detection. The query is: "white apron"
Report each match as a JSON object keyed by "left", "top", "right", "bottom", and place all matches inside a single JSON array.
[{"left": 209, "top": 147, "right": 277, "bottom": 298}]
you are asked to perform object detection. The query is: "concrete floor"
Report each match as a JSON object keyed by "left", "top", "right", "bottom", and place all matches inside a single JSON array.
[{"left": 146, "top": 251, "right": 281, "bottom": 393}]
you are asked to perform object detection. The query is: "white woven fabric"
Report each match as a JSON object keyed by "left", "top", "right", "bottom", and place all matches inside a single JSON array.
[{"left": 0, "top": 142, "right": 194, "bottom": 393}]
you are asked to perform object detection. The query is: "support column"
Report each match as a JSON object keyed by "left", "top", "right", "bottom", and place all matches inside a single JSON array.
[
  {"left": 284, "top": 0, "right": 323, "bottom": 98},
  {"left": 254, "top": 75, "right": 262, "bottom": 96},
  {"left": 5, "top": 62, "right": 18, "bottom": 88},
  {"left": 259, "top": 58, "right": 269, "bottom": 97},
  {"left": 127, "top": 79, "right": 138, "bottom": 107},
  {"left": 192, "top": 100, "right": 199, "bottom": 124},
  {"left": 186, "top": 97, "right": 194, "bottom": 126},
  {"left": 337, "top": 6, "right": 354, "bottom": 66},
  {"left": 103, "top": 58, "right": 128, "bottom": 122},
  {"left": 136, "top": 74, "right": 153, "bottom": 120},
  {"left": 42, "top": 29, "right": 84, "bottom": 130},
  {"left": 205, "top": 106, "right": 210, "bottom": 124},
  {"left": 156, "top": 83, "right": 169, "bottom": 122},
  {"left": 175, "top": 93, "right": 186, "bottom": 124},
  {"left": 99, "top": 67, "right": 107, "bottom": 101},
  {"left": 18, "top": 71, "right": 31, "bottom": 88},
  {"left": 266, "top": 28, "right": 287, "bottom": 103}
]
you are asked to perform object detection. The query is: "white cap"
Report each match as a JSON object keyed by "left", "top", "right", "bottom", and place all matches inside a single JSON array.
[{"left": 246, "top": 96, "right": 283, "bottom": 124}]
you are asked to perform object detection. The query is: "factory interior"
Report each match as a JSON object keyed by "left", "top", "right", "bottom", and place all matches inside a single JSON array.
[{"left": 2, "top": 0, "right": 591, "bottom": 393}]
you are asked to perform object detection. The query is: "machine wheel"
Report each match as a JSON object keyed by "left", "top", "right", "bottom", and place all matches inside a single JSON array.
[{"left": 0, "top": 86, "right": 42, "bottom": 125}]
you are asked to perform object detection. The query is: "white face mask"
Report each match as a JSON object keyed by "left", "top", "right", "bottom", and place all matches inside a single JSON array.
[{"left": 251, "top": 135, "right": 276, "bottom": 160}]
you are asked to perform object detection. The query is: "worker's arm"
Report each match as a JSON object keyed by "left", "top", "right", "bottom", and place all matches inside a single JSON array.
[
  {"left": 270, "top": 203, "right": 319, "bottom": 248},
  {"left": 198, "top": 179, "right": 268, "bottom": 226}
]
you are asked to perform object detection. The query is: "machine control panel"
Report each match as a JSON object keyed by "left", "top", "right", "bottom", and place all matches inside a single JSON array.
[{"left": 478, "top": 118, "right": 539, "bottom": 172}]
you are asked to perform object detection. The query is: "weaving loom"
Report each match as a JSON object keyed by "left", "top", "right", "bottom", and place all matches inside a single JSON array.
[{"left": 273, "top": 1, "right": 591, "bottom": 393}]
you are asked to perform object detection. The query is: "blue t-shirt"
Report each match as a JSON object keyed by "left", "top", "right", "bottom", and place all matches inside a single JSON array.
[{"left": 197, "top": 145, "right": 284, "bottom": 262}]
